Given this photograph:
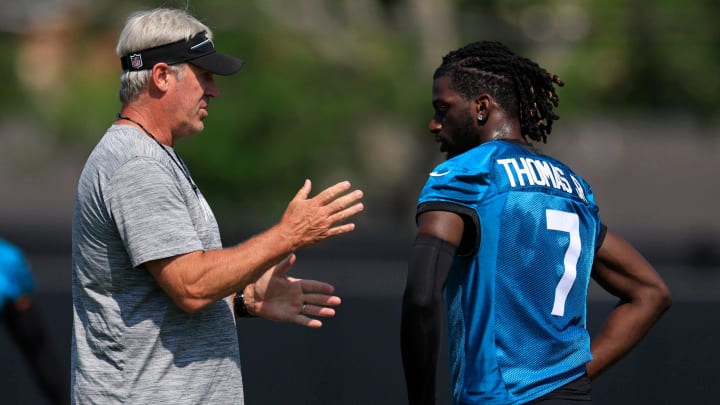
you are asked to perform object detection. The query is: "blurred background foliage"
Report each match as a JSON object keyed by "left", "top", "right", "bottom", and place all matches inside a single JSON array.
[{"left": 0, "top": 0, "right": 718, "bottom": 229}]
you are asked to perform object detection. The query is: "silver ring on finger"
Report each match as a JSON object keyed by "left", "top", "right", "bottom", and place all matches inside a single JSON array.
[{"left": 301, "top": 304, "right": 307, "bottom": 315}]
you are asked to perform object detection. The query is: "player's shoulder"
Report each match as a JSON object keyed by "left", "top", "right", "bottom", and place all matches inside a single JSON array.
[
  {"left": 443, "top": 140, "right": 509, "bottom": 167},
  {"left": 539, "top": 152, "right": 591, "bottom": 186}
]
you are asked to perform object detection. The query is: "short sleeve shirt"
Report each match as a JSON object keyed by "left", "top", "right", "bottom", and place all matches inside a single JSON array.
[{"left": 71, "top": 125, "right": 244, "bottom": 404}]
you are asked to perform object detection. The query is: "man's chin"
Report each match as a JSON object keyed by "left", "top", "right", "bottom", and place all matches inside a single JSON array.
[
  {"left": 439, "top": 144, "right": 456, "bottom": 157},
  {"left": 194, "top": 118, "right": 206, "bottom": 131},
  {"left": 177, "top": 123, "right": 205, "bottom": 138}
]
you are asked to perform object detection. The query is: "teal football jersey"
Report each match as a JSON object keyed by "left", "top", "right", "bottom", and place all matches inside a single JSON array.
[
  {"left": 417, "top": 140, "right": 603, "bottom": 404},
  {"left": 0, "top": 239, "right": 35, "bottom": 311}
]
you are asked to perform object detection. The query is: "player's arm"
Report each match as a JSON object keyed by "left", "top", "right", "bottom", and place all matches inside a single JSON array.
[
  {"left": 401, "top": 210, "right": 463, "bottom": 405},
  {"left": 586, "top": 229, "right": 672, "bottom": 379}
]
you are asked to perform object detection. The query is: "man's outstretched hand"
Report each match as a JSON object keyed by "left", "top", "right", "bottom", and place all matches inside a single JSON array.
[
  {"left": 279, "top": 180, "right": 364, "bottom": 250},
  {"left": 244, "top": 254, "right": 341, "bottom": 328}
]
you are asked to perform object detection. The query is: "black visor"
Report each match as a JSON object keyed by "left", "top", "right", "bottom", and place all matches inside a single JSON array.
[{"left": 120, "top": 31, "right": 243, "bottom": 76}]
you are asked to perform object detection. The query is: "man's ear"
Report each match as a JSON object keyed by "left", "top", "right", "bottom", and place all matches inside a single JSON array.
[
  {"left": 474, "top": 94, "right": 492, "bottom": 124},
  {"left": 150, "top": 63, "right": 172, "bottom": 93},
  {"left": 474, "top": 94, "right": 492, "bottom": 115}
]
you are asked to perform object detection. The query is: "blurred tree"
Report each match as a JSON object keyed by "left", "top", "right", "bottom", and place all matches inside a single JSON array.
[{"left": 0, "top": 0, "right": 718, "bottom": 227}]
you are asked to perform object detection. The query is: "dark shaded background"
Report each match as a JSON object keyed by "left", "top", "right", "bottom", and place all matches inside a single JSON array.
[{"left": 1, "top": 227, "right": 718, "bottom": 404}]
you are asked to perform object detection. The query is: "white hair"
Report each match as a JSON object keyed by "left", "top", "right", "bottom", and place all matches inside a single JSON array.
[{"left": 116, "top": 8, "right": 213, "bottom": 104}]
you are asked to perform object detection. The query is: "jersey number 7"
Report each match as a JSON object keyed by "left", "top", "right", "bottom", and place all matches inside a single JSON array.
[{"left": 546, "top": 209, "right": 581, "bottom": 317}]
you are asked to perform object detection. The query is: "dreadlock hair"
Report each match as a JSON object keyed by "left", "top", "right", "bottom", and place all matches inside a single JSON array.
[{"left": 434, "top": 41, "right": 564, "bottom": 143}]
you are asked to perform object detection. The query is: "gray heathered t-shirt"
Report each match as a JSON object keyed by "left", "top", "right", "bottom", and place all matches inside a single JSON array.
[{"left": 71, "top": 125, "right": 244, "bottom": 404}]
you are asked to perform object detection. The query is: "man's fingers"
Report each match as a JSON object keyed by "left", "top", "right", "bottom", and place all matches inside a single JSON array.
[
  {"left": 292, "top": 179, "right": 312, "bottom": 201},
  {"left": 272, "top": 253, "right": 296, "bottom": 276},
  {"left": 303, "top": 293, "right": 342, "bottom": 307},
  {"left": 281, "top": 180, "right": 363, "bottom": 248},
  {"left": 329, "top": 202, "right": 364, "bottom": 225},
  {"left": 301, "top": 303, "right": 337, "bottom": 318},
  {"left": 313, "top": 181, "right": 353, "bottom": 205},
  {"left": 322, "top": 223, "right": 356, "bottom": 238},
  {"left": 317, "top": 201, "right": 364, "bottom": 239},
  {"left": 297, "top": 316, "right": 323, "bottom": 329},
  {"left": 327, "top": 190, "right": 364, "bottom": 214},
  {"left": 299, "top": 279, "right": 336, "bottom": 294}
]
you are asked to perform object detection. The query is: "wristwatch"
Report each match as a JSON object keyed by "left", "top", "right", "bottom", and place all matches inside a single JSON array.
[{"left": 234, "top": 292, "right": 256, "bottom": 318}]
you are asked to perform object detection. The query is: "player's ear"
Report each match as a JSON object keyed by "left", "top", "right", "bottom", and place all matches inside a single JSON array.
[{"left": 474, "top": 94, "right": 492, "bottom": 124}]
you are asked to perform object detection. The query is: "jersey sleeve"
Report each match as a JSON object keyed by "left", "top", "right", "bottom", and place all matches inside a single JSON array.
[
  {"left": 105, "top": 157, "right": 204, "bottom": 268},
  {"left": 417, "top": 160, "right": 491, "bottom": 256}
]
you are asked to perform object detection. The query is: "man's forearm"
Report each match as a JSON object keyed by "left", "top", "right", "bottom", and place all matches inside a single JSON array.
[
  {"left": 401, "top": 301, "right": 442, "bottom": 405},
  {"left": 401, "top": 234, "right": 457, "bottom": 404},
  {"left": 146, "top": 223, "right": 295, "bottom": 312},
  {"left": 587, "top": 293, "right": 670, "bottom": 379}
]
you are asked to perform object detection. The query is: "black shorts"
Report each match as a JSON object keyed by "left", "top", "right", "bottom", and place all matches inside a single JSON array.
[{"left": 525, "top": 374, "right": 593, "bottom": 404}]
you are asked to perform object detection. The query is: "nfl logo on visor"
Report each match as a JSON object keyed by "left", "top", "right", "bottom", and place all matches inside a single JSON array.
[{"left": 130, "top": 54, "right": 143, "bottom": 69}]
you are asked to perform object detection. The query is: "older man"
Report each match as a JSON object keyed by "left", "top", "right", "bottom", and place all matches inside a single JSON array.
[{"left": 71, "top": 8, "right": 363, "bottom": 403}]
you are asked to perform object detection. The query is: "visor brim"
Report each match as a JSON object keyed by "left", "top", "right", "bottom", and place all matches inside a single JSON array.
[{"left": 189, "top": 52, "right": 244, "bottom": 76}]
